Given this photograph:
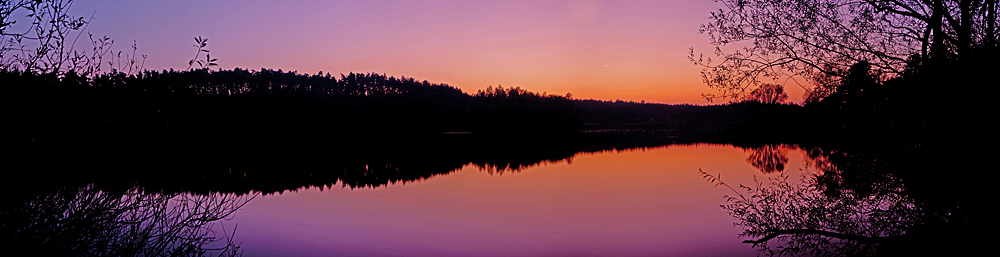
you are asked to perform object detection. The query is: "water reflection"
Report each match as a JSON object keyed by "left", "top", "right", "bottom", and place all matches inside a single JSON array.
[
  {"left": 708, "top": 144, "right": 975, "bottom": 256},
  {"left": 230, "top": 144, "right": 760, "bottom": 256},
  {"left": 745, "top": 145, "right": 790, "bottom": 173},
  {"left": 11, "top": 131, "right": 690, "bottom": 195},
  {"left": 1, "top": 185, "right": 255, "bottom": 256},
  {"left": 703, "top": 171, "right": 916, "bottom": 256},
  {"left": 4, "top": 133, "right": 977, "bottom": 256}
]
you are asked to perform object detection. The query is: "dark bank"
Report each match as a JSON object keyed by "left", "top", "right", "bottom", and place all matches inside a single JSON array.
[{"left": 3, "top": 0, "right": 995, "bottom": 256}]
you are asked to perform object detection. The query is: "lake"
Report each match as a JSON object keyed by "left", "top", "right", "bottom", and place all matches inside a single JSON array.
[
  {"left": 3, "top": 132, "right": 973, "bottom": 256},
  {"left": 220, "top": 144, "right": 815, "bottom": 256}
]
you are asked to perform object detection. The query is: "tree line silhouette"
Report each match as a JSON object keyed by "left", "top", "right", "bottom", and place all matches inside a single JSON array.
[
  {"left": 2, "top": 67, "right": 596, "bottom": 195},
  {"left": 688, "top": 0, "right": 996, "bottom": 252},
  {"left": 4, "top": 0, "right": 992, "bottom": 255},
  {"left": 690, "top": 61, "right": 990, "bottom": 255},
  {"left": 3, "top": 64, "right": 828, "bottom": 196},
  {"left": 689, "top": 9, "right": 994, "bottom": 252},
  {"left": 4, "top": 68, "right": 581, "bottom": 137}
]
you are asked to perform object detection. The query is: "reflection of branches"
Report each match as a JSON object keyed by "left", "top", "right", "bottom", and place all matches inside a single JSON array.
[
  {"left": 804, "top": 147, "right": 903, "bottom": 198},
  {"left": 2, "top": 185, "right": 255, "bottom": 256},
  {"left": 474, "top": 162, "right": 530, "bottom": 175},
  {"left": 700, "top": 169, "right": 919, "bottom": 256},
  {"left": 473, "top": 160, "right": 558, "bottom": 176},
  {"left": 746, "top": 145, "right": 789, "bottom": 173}
]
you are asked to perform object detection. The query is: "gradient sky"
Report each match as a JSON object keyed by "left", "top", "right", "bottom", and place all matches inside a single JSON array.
[{"left": 68, "top": 0, "right": 804, "bottom": 104}]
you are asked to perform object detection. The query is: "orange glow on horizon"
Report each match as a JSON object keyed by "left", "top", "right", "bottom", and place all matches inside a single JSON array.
[{"left": 70, "top": 1, "right": 807, "bottom": 104}]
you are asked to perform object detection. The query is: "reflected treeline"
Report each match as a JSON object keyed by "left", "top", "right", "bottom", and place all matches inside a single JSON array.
[
  {"left": 7, "top": 129, "right": 708, "bottom": 195},
  {"left": 2, "top": 68, "right": 590, "bottom": 194},
  {"left": 707, "top": 142, "right": 983, "bottom": 256},
  {"left": 7, "top": 132, "right": 597, "bottom": 194},
  {"left": 5, "top": 66, "right": 738, "bottom": 194},
  {"left": 1, "top": 184, "right": 253, "bottom": 256},
  {"left": 5, "top": 61, "right": 985, "bottom": 256},
  {"left": 5, "top": 67, "right": 802, "bottom": 194}
]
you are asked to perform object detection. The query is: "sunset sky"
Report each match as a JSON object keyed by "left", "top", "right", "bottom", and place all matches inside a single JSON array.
[{"left": 70, "top": 0, "right": 805, "bottom": 104}]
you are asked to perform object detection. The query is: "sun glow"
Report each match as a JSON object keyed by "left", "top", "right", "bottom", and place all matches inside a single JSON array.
[{"left": 71, "top": 0, "right": 730, "bottom": 104}]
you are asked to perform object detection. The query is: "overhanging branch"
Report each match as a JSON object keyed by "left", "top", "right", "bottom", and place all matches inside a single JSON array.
[{"left": 744, "top": 229, "right": 907, "bottom": 245}]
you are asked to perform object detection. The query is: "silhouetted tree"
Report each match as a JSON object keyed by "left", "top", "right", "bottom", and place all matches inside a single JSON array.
[
  {"left": 807, "top": 61, "right": 882, "bottom": 105},
  {"left": 692, "top": 0, "right": 999, "bottom": 102},
  {"left": 746, "top": 83, "right": 788, "bottom": 104}
]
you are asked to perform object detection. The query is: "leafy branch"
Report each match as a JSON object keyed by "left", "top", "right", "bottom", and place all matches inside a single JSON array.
[
  {"left": 188, "top": 36, "right": 217, "bottom": 70},
  {"left": 0, "top": 0, "right": 144, "bottom": 77}
]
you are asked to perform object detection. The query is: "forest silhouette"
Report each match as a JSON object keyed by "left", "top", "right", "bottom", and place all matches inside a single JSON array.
[
  {"left": 4, "top": 38, "right": 989, "bottom": 257},
  {"left": 3, "top": 0, "right": 996, "bottom": 256},
  {"left": 688, "top": 0, "right": 996, "bottom": 255}
]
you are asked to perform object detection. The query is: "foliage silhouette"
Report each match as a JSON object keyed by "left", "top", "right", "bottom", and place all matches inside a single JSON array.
[
  {"left": 467, "top": 85, "right": 583, "bottom": 131},
  {"left": 745, "top": 83, "right": 787, "bottom": 104},
  {"left": 188, "top": 36, "right": 216, "bottom": 70},
  {"left": 1, "top": 185, "right": 252, "bottom": 256},
  {"left": 692, "top": 0, "right": 999, "bottom": 102},
  {"left": 0, "top": 0, "right": 141, "bottom": 76},
  {"left": 3, "top": 68, "right": 603, "bottom": 193},
  {"left": 4, "top": 68, "right": 761, "bottom": 193}
]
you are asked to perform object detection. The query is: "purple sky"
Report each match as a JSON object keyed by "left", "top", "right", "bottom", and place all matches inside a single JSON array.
[{"left": 67, "top": 0, "right": 804, "bottom": 104}]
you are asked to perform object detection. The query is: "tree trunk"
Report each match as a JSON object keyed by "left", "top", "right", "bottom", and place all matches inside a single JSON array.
[
  {"left": 987, "top": 0, "right": 998, "bottom": 49},
  {"left": 958, "top": 0, "right": 972, "bottom": 59},
  {"left": 931, "top": 0, "right": 945, "bottom": 61}
]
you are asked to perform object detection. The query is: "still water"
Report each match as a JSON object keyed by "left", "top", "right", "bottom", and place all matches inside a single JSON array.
[{"left": 228, "top": 144, "right": 809, "bottom": 256}]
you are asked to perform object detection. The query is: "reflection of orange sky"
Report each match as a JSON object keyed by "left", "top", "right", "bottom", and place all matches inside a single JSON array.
[
  {"left": 72, "top": 0, "right": 810, "bottom": 104},
  {"left": 230, "top": 145, "right": 811, "bottom": 256}
]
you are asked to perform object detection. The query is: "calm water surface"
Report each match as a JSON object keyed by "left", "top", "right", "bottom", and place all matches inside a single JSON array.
[{"left": 229, "top": 144, "right": 809, "bottom": 256}]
